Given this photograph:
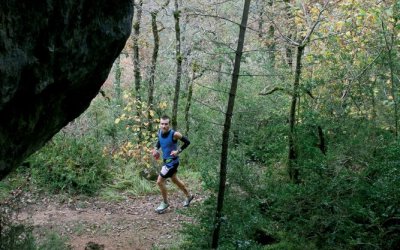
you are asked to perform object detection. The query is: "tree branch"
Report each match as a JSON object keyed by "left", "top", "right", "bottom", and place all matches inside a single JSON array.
[
  {"left": 259, "top": 87, "right": 292, "bottom": 96},
  {"left": 300, "top": 1, "right": 330, "bottom": 45}
]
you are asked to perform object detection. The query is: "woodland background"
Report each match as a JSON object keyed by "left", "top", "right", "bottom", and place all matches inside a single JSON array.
[{"left": 1, "top": 0, "right": 400, "bottom": 249}]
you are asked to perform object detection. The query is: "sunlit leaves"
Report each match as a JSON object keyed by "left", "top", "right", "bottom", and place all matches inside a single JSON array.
[{"left": 106, "top": 92, "right": 167, "bottom": 167}]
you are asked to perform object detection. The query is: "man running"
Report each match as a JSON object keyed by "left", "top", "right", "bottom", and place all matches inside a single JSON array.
[{"left": 152, "top": 115, "right": 193, "bottom": 213}]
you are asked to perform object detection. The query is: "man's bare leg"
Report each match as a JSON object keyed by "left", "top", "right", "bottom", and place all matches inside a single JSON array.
[
  {"left": 171, "top": 174, "right": 194, "bottom": 207},
  {"left": 171, "top": 173, "right": 190, "bottom": 197},
  {"left": 157, "top": 175, "right": 168, "bottom": 203}
]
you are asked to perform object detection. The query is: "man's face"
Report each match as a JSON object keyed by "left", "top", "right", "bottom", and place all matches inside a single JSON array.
[{"left": 160, "top": 118, "right": 170, "bottom": 133}]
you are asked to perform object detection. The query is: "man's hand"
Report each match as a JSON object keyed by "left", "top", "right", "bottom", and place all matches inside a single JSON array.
[
  {"left": 152, "top": 149, "right": 160, "bottom": 160},
  {"left": 170, "top": 150, "right": 179, "bottom": 157}
]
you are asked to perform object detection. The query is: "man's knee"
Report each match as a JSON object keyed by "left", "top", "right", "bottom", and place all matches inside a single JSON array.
[
  {"left": 172, "top": 176, "right": 183, "bottom": 186},
  {"left": 157, "top": 176, "right": 165, "bottom": 186}
]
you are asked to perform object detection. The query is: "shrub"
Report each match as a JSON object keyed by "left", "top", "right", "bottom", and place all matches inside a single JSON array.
[
  {"left": 0, "top": 221, "right": 36, "bottom": 250},
  {"left": 261, "top": 139, "right": 400, "bottom": 249},
  {"left": 28, "top": 134, "right": 110, "bottom": 195}
]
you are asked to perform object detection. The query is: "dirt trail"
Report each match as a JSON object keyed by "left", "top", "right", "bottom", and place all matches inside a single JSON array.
[{"left": 14, "top": 191, "right": 200, "bottom": 250}]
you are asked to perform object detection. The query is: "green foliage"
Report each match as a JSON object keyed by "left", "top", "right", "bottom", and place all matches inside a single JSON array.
[
  {"left": 0, "top": 222, "right": 36, "bottom": 250},
  {"left": 108, "top": 93, "right": 167, "bottom": 169},
  {"left": 180, "top": 150, "right": 273, "bottom": 249},
  {"left": 0, "top": 214, "right": 70, "bottom": 250},
  {"left": 181, "top": 185, "right": 275, "bottom": 249},
  {"left": 36, "top": 231, "right": 70, "bottom": 250},
  {"left": 260, "top": 136, "right": 400, "bottom": 249},
  {"left": 179, "top": 194, "right": 216, "bottom": 249},
  {"left": 244, "top": 115, "right": 288, "bottom": 165},
  {"left": 0, "top": 170, "right": 28, "bottom": 201},
  {"left": 106, "top": 163, "right": 158, "bottom": 196},
  {"left": 28, "top": 134, "right": 109, "bottom": 195}
]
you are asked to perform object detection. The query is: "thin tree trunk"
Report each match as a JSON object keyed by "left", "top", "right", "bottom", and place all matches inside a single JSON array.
[
  {"left": 172, "top": 0, "right": 182, "bottom": 130},
  {"left": 217, "top": 61, "right": 223, "bottom": 84},
  {"left": 267, "top": 0, "right": 275, "bottom": 67},
  {"left": 211, "top": 0, "right": 251, "bottom": 248},
  {"left": 114, "top": 55, "right": 122, "bottom": 105},
  {"left": 257, "top": 0, "right": 264, "bottom": 38},
  {"left": 317, "top": 125, "right": 326, "bottom": 155},
  {"left": 148, "top": 11, "right": 160, "bottom": 132},
  {"left": 132, "top": 0, "right": 143, "bottom": 103},
  {"left": 370, "top": 78, "right": 378, "bottom": 154},
  {"left": 382, "top": 23, "right": 398, "bottom": 137},
  {"left": 185, "top": 65, "right": 204, "bottom": 135},
  {"left": 148, "top": 0, "right": 169, "bottom": 132},
  {"left": 388, "top": 48, "right": 398, "bottom": 137},
  {"left": 284, "top": 0, "right": 293, "bottom": 70},
  {"left": 287, "top": 45, "right": 304, "bottom": 183},
  {"left": 184, "top": 69, "right": 194, "bottom": 135}
]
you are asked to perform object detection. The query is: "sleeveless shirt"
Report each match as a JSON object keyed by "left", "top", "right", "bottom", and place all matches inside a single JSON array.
[{"left": 158, "top": 129, "right": 178, "bottom": 162}]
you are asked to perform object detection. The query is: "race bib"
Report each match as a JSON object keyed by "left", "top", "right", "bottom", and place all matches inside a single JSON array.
[{"left": 161, "top": 165, "right": 169, "bottom": 176}]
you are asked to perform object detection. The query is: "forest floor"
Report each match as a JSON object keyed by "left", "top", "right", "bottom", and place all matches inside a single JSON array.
[{"left": 11, "top": 187, "right": 204, "bottom": 250}]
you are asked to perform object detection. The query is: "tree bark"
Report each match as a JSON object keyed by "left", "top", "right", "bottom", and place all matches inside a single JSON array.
[
  {"left": 172, "top": 0, "right": 182, "bottom": 130},
  {"left": 184, "top": 69, "right": 194, "bottom": 135},
  {"left": 185, "top": 65, "right": 204, "bottom": 135},
  {"left": 267, "top": 0, "right": 275, "bottom": 67},
  {"left": 256, "top": 0, "right": 264, "bottom": 38},
  {"left": 287, "top": 45, "right": 304, "bottom": 184},
  {"left": 114, "top": 54, "right": 122, "bottom": 105},
  {"left": 132, "top": 0, "right": 143, "bottom": 103},
  {"left": 284, "top": 0, "right": 293, "bottom": 70},
  {"left": 148, "top": 11, "right": 160, "bottom": 132},
  {"left": 317, "top": 125, "right": 326, "bottom": 155},
  {"left": 382, "top": 18, "right": 398, "bottom": 137},
  {"left": 211, "top": 0, "right": 251, "bottom": 248},
  {"left": 148, "top": 0, "right": 169, "bottom": 132}
]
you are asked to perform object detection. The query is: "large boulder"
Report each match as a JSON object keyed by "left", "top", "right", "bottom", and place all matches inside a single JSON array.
[{"left": 0, "top": 1, "right": 133, "bottom": 179}]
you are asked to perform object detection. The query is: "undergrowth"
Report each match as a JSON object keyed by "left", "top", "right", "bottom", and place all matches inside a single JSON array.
[{"left": 28, "top": 134, "right": 109, "bottom": 196}]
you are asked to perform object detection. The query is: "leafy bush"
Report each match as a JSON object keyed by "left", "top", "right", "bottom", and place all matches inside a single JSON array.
[
  {"left": 36, "top": 231, "right": 70, "bottom": 250},
  {"left": 243, "top": 115, "right": 288, "bottom": 165},
  {"left": 0, "top": 196, "right": 34, "bottom": 250},
  {"left": 261, "top": 139, "right": 400, "bottom": 249},
  {"left": 0, "top": 216, "right": 70, "bottom": 250},
  {"left": 104, "top": 93, "right": 167, "bottom": 176},
  {"left": 0, "top": 221, "right": 36, "bottom": 250},
  {"left": 28, "top": 134, "right": 110, "bottom": 195}
]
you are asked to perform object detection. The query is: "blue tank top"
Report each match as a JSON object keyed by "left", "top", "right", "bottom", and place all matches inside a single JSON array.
[{"left": 159, "top": 129, "right": 178, "bottom": 162}]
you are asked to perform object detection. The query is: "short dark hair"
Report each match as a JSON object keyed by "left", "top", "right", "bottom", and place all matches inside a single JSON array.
[{"left": 160, "top": 115, "right": 170, "bottom": 121}]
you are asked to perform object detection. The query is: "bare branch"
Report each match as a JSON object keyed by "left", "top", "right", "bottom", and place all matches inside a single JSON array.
[
  {"left": 195, "top": 82, "right": 230, "bottom": 94},
  {"left": 259, "top": 87, "right": 292, "bottom": 96},
  {"left": 186, "top": 12, "right": 259, "bottom": 33},
  {"left": 192, "top": 97, "right": 226, "bottom": 114},
  {"left": 300, "top": 1, "right": 330, "bottom": 45}
]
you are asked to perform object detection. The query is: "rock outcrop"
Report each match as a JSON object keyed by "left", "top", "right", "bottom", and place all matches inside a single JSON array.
[{"left": 0, "top": 0, "right": 133, "bottom": 179}]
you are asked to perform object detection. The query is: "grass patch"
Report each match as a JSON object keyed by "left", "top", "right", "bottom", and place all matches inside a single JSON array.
[
  {"left": 35, "top": 230, "right": 70, "bottom": 250},
  {"left": 107, "top": 163, "right": 158, "bottom": 197},
  {"left": 0, "top": 170, "right": 30, "bottom": 202}
]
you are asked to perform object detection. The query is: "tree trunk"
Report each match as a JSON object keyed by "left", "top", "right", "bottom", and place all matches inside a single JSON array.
[
  {"left": 382, "top": 19, "right": 398, "bottom": 137},
  {"left": 114, "top": 54, "right": 122, "bottom": 105},
  {"left": 184, "top": 69, "right": 194, "bottom": 135},
  {"left": 284, "top": 0, "right": 293, "bottom": 70},
  {"left": 267, "top": 0, "right": 275, "bottom": 67},
  {"left": 217, "top": 61, "right": 223, "bottom": 84},
  {"left": 317, "top": 125, "right": 326, "bottom": 155},
  {"left": 132, "top": 0, "right": 143, "bottom": 104},
  {"left": 388, "top": 48, "right": 398, "bottom": 137},
  {"left": 256, "top": 0, "right": 264, "bottom": 38},
  {"left": 211, "top": 0, "right": 251, "bottom": 248},
  {"left": 172, "top": 0, "right": 182, "bottom": 130},
  {"left": 148, "top": 11, "right": 160, "bottom": 132},
  {"left": 287, "top": 45, "right": 304, "bottom": 184}
]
